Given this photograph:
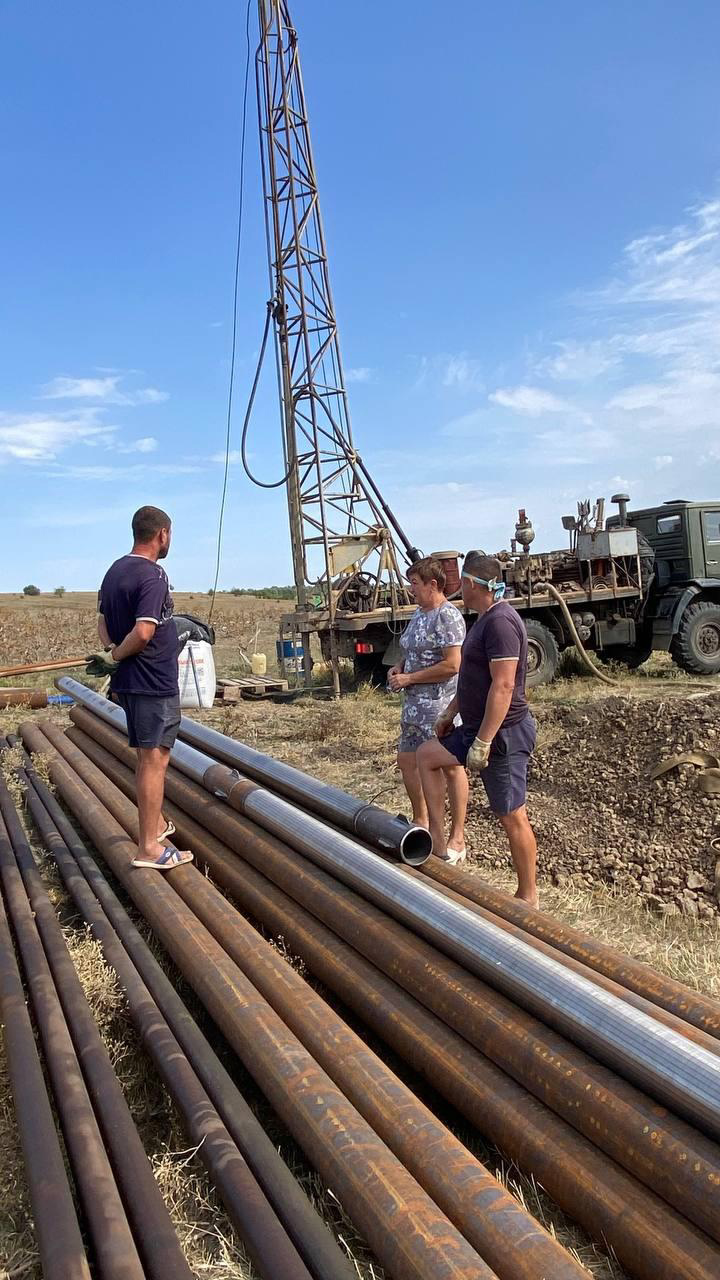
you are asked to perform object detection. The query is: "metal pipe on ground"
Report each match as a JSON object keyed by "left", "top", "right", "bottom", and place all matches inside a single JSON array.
[
  {"left": 43, "top": 725, "right": 581, "bottom": 1280},
  {"left": 61, "top": 690, "right": 720, "bottom": 1142},
  {"left": 6, "top": 744, "right": 355, "bottom": 1280},
  {"left": 0, "top": 814, "right": 145, "bottom": 1280},
  {"left": 59, "top": 676, "right": 720, "bottom": 1039},
  {"left": 421, "top": 861, "right": 720, "bottom": 1040},
  {"left": 399, "top": 864, "right": 720, "bottom": 1058},
  {"left": 0, "top": 847, "right": 91, "bottom": 1280},
  {"left": 63, "top": 715, "right": 720, "bottom": 1250},
  {"left": 57, "top": 676, "right": 431, "bottom": 863},
  {"left": 21, "top": 722, "right": 495, "bottom": 1280},
  {"left": 1, "top": 656, "right": 86, "bottom": 678},
  {"left": 0, "top": 689, "right": 48, "bottom": 708},
  {"left": 58, "top": 732, "right": 720, "bottom": 1280},
  {"left": 5, "top": 761, "right": 315, "bottom": 1280},
  {"left": 0, "top": 772, "right": 194, "bottom": 1280}
]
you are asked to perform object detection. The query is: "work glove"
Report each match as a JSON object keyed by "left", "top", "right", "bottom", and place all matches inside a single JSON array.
[
  {"left": 85, "top": 652, "right": 119, "bottom": 678},
  {"left": 466, "top": 737, "right": 492, "bottom": 771}
]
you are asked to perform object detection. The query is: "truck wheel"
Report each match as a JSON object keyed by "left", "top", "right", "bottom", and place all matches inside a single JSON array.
[
  {"left": 671, "top": 601, "right": 720, "bottom": 675},
  {"left": 353, "top": 652, "right": 387, "bottom": 687},
  {"left": 524, "top": 620, "right": 560, "bottom": 687},
  {"left": 595, "top": 644, "right": 652, "bottom": 669}
]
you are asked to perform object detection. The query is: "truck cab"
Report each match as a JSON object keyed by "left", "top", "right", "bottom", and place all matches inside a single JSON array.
[{"left": 620, "top": 501, "right": 720, "bottom": 673}]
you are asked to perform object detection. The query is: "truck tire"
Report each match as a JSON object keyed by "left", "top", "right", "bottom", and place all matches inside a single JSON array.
[
  {"left": 671, "top": 601, "right": 720, "bottom": 675},
  {"left": 524, "top": 620, "right": 560, "bottom": 688},
  {"left": 353, "top": 652, "right": 388, "bottom": 687},
  {"left": 595, "top": 644, "right": 652, "bottom": 670}
]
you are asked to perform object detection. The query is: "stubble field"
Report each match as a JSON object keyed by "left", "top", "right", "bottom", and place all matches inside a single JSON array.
[{"left": 1, "top": 593, "right": 719, "bottom": 1279}]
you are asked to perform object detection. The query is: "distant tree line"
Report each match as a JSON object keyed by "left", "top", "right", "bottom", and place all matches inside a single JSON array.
[{"left": 207, "top": 586, "right": 297, "bottom": 601}]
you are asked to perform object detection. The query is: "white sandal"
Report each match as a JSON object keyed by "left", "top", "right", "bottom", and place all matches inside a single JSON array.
[
  {"left": 442, "top": 847, "right": 467, "bottom": 865},
  {"left": 132, "top": 846, "right": 193, "bottom": 871},
  {"left": 157, "top": 820, "right": 176, "bottom": 842}
]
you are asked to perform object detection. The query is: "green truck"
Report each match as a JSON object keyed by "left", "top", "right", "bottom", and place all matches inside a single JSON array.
[{"left": 606, "top": 497, "right": 720, "bottom": 677}]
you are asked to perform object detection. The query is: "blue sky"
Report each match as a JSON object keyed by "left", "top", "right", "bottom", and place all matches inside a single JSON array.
[{"left": 2, "top": 0, "right": 720, "bottom": 590}]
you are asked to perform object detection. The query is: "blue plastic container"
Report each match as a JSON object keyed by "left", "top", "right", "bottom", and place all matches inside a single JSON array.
[{"left": 276, "top": 638, "right": 304, "bottom": 673}]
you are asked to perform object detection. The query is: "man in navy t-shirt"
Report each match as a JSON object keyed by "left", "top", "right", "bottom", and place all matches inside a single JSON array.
[
  {"left": 97, "top": 505, "right": 192, "bottom": 872},
  {"left": 418, "top": 552, "right": 538, "bottom": 907}
]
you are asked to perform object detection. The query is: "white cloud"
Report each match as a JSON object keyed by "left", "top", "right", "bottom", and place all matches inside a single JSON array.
[
  {"left": 441, "top": 354, "right": 484, "bottom": 390},
  {"left": 654, "top": 455, "right": 673, "bottom": 470},
  {"left": 209, "top": 450, "right": 243, "bottom": 464},
  {"left": 0, "top": 410, "right": 115, "bottom": 462},
  {"left": 117, "top": 436, "right": 159, "bottom": 454},
  {"left": 345, "top": 367, "right": 373, "bottom": 384},
  {"left": 489, "top": 386, "right": 571, "bottom": 416},
  {"left": 537, "top": 340, "right": 621, "bottom": 382},
  {"left": 41, "top": 375, "right": 169, "bottom": 406}
]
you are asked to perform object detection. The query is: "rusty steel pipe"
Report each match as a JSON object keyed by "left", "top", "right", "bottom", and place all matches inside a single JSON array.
[
  {"left": 0, "top": 656, "right": 86, "bottom": 677},
  {"left": 63, "top": 715, "right": 720, "bottom": 1249},
  {"left": 8, "top": 766, "right": 315, "bottom": 1280},
  {"left": 0, "top": 773, "right": 193, "bottom": 1280},
  {"left": 0, "top": 850, "right": 91, "bottom": 1280},
  {"left": 0, "top": 688, "right": 48, "bottom": 708},
  {"left": 0, "top": 817, "right": 145, "bottom": 1280},
  {"left": 421, "top": 861, "right": 720, "bottom": 1040},
  {"left": 47, "top": 726, "right": 582, "bottom": 1280},
  {"left": 59, "top": 736, "right": 720, "bottom": 1280},
  {"left": 6, "top": 749, "right": 355, "bottom": 1280},
  {"left": 399, "top": 864, "right": 720, "bottom": 1058},
  {"left": 21, "top": 723, "right": 496, "bottom": 1280},
  {"left": 62, "top": 697, "right": 720, "bottom": 1142}
]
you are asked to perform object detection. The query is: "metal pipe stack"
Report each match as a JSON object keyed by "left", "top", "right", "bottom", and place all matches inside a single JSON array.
[{"left": 2, "top": 678, "right": 719, "bottom": 1280}]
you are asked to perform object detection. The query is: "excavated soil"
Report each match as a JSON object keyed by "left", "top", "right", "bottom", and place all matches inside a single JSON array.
[{"left": 466, "top": 689, "right": 720, "bottom": 919}]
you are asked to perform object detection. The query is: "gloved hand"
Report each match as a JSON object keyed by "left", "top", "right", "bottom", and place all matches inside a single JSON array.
[
  {"left": 466, "top": 737, "right": 492, "bottom": 770},
  {"left": 85, "top": 652, "right": 119, "bottom": 678}
]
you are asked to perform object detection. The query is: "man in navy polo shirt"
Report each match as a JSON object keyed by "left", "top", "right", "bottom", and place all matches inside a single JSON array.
[
  {"left": 97, "top": 505, "right": 193, "bottom": 871},
  {"left": 417, "top": 552, "right": 538, "bottom": 906}
]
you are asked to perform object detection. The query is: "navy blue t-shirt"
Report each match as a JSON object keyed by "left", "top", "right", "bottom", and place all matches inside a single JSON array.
[
  {"left": 457, "top": 602, "right": 528, "bottom": 733},
  {"left": 98, "top": 555, "right": 179, "bottom": 697}
]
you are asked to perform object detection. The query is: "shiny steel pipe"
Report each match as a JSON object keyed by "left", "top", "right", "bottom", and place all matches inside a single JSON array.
[
  {"left": 61, "top": 690, "right": 720, "bottom": 1141},
  {"left": 43, "top": 723, "right": 578, "bottom": 1280},
  {"left": 7, "top": 747, "right": 354, "bottom": 1280},
  {"left": 10, "top": 761, "right": 315, "bottom": 1280},
  {"left": 22, "top": 722, "right": 496, "bottom": 1280},
  {"left": 400, "top": 865, "right": 720, "bottom": 1057},
  {"left": 0, "top": 809, "right": 145, "bottom": 1280},
  {"left": 55, "top": 731, "right": 720, "bottom": 1280},
  {"left": 57, "top": 677, "right": 431, "bottom": 863},
  {"left": 0, "top": 772, "right": 192, "bottom": 1280},
  {"left": 0, "top": 825, "right": 91, "bottom": 1280},
  {"left": 63, "top": 715, "right": 720, "bottom": 1249},
  {"left": 422, "top": 861, "right": 720, "bottom": 1040}
]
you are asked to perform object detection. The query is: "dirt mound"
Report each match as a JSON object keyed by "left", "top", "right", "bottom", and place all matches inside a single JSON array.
[{"left": 466, "top": 690, "right": 720, "bottom": 919}]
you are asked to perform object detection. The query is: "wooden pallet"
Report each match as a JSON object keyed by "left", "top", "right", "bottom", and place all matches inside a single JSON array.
[{"left": 215, "top": 675, "right": 289, "bottom": 702}]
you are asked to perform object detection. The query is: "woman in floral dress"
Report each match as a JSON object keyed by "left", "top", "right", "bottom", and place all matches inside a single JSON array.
[{"left": 388, "top": 557, "right": 466, "bottom": 855}]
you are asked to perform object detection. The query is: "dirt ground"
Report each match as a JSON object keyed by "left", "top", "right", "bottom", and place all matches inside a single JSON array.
[{"left": 1, "top": 595, "right": 719, "bottom": 1279}]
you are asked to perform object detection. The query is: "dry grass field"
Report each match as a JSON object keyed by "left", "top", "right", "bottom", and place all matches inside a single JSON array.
[{"left": 1, "top": 593, "right": 719, "bottom": 1280}]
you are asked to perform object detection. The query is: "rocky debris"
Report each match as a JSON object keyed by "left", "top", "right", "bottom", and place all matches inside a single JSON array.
[{"left": 465, "top": 690, "right": 720, "bottom": 919}]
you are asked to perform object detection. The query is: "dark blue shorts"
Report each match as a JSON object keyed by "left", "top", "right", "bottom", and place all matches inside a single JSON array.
[
  {"left": 442, "top": 713, "right": 536, "bottom": 815},
  {"left": 116, "top": 693, "right": 181, "bottom": 750}
]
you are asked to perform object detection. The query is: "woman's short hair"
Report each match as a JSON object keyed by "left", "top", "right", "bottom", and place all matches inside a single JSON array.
[{"left": 407, "top": 556, "right": 446, "bottom": 591}]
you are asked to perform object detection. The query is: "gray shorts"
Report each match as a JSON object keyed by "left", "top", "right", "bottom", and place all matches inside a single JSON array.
[{"left": 116, "top": 693, "right": 181, "bottom": 750}]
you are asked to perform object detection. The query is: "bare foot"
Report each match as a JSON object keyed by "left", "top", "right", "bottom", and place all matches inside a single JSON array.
[{"left": 515, "top": 889, "right": 539, "bottom": 910}]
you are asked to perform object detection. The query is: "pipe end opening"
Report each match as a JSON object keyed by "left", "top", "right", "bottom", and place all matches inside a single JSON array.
[{"left": 399, "top": 826, "right": 432, "bottom": 866}]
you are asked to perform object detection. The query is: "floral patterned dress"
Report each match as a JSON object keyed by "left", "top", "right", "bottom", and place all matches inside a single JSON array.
[{"left": 397, "top": 601, "right": 466, "bottom": 752}]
